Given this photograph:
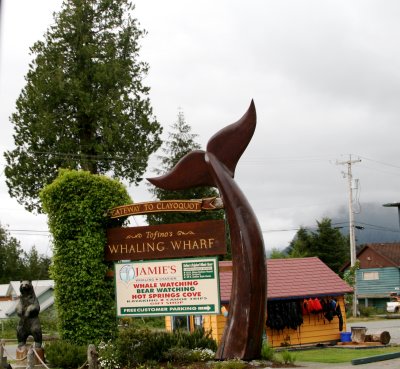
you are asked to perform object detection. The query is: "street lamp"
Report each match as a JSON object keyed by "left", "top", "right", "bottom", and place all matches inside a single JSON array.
[{"left": 382, "top": 202, "right": 400, "bottom": 229}]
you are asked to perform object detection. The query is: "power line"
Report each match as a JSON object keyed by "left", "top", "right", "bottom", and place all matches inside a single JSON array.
[
  {"left": 358, "top": 155, "right": 400, "bottom": 170},
  {"left": 262, "top": 222, "right": 400, "bottom": 234},
  {"left": 7, "top": 229, "right": 50, "bottom": 237}
]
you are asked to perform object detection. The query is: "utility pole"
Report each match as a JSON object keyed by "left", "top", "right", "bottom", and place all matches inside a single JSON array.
[{"left": 337, "top": 155, "right": 361, "bottom": 317}]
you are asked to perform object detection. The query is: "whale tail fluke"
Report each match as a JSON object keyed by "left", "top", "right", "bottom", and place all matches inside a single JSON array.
[
  {"left": 147, "top": 100, "right": 256, "bottom": 190},
  {"left": 207, "top": 100, "right": 256, "bottom": 178},
  {"left": 147, "top": 150, "right": 215, "bottom": 190}
]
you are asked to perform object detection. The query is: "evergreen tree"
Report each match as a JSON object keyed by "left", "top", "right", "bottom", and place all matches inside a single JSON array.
[
  {"left": 310, "top": 218, "right": 350, "bottom": 274},
  {"left": 269, "top": 248, "right": 287, "bottom": 259},
  {"left": 147, "top": 110, "right": 224, "bottom": 225},
  {"left": 288, "top": 218, "right": 350, "bottom": 273},
  {"left": 0, "top": 224, "right": 25, "bottom": 283},
  {"left": 4, "top": 0, "right": 162, "bottom": 212},
  {"left": 287, "top": 227, "right": 312, "bottom": 258},
  {"left": 0, "top": 225, "right": 50, "bottom": 282},
  {"left": 22, "top": 246, "right": 51, "bottom": 280}
]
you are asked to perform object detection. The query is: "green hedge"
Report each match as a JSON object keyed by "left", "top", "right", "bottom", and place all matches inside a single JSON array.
[{"left": 40, "top": 169, "right": 131, "bottom": 344}]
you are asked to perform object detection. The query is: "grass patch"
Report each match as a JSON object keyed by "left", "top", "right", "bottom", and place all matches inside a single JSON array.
[{"left": 292, "top": 347, "right": 400, "bottom": 363}]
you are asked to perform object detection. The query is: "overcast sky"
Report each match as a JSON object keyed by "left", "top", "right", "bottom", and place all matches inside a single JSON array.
[{"left": 2, "top": 0, "right": 400, "bottom": 257}]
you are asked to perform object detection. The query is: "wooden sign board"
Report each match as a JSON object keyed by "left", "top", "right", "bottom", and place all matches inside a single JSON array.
[
  {"left": 109, "top": 200, "right": 201, "bottom": 218},
  {"left": 108, "top": 198, "right": 223, "bottom": 219},
  {"left": 115, "top": 257, "right": 220, "bottom": 317},
  {"left": 106, "top": 219, "right": 226, "bottom": 261}
]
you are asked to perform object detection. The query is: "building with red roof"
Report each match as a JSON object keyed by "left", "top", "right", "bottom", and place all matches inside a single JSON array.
[
  {"left": 220, "top": 257, "right": 352, "bottom": 302},
  {"left": 341, "top": 243, "right": 400, "bottom": 310},
  {"left": 166, "top": 257, "right": 352, "bottom": 348}
]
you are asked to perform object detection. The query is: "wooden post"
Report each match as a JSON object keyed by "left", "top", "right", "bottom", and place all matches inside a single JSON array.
[
  {"left": 0, "top": 339, "right": 6, "bottom": 369},
  {"left": 0, "top": 339, "right": 4, "bottom": 360},
  {"left": 27, "top": 347, "right": 35, "bottom": 369},
  {"left": 88, "top": 344, "right": 99, "bottom": 369}
]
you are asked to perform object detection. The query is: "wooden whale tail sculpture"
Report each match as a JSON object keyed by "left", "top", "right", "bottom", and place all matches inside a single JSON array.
[
  {"left": 147, "top": 100, "right": 266, "bottom": 360},
  {"left": 147, "top": 100, "right": 256, "bottom": 189}
]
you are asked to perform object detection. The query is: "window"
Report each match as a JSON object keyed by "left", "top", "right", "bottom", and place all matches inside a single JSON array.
[
  {"left": 362, "top": 271, "right": 379, "bottom": 280},
  {"left": 172, "top": 316, "right": 190, "bottom": 331},
  {"left": 171, "top": 315, "right": 203, "bottom": 332}
]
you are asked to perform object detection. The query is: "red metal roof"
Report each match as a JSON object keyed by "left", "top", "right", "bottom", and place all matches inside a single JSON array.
[
  {"left": 219, "top": 257, "right": 352, "bottom": 302},
  {"left": 341, "top": 243, "right": 400, "bottom": 270},
  {"left": 362, "top": 243, "right": 400, "bottom": 267}
]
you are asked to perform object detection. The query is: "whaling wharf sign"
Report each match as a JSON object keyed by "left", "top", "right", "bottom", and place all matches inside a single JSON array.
[{"left": 105, "top": 219, "right": 226, "bottom": 261}]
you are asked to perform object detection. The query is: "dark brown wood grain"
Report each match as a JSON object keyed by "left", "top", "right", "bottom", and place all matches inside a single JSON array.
[{"left": 105, "top": 220, "right": 226, "bottom": 261}]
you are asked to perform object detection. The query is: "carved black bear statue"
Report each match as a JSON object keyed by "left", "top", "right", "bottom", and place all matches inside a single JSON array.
[{"left": 16, "top": 281, "right": 42, "bottom": 348}]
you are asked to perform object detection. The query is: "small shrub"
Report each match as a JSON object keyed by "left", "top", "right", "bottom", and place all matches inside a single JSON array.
[
  {"left": 98, "top": 340, "right": 120, "bottom": 369},
  {"left": 163, "top": 347, "right": 194, "bottom": 363},
  {"left": 359, "top": 306, "right": 377, "bottom": 317},
  {"left": 165, "top": 362, "right": 174, "bottom": 369},
  {"left": 119, "top": 317, "right": 165, "bottom": 329},
  {"left": 280, "top": 349, "right": 297, "bottom": 365},
  {"left": 173, "top": 328, "right": 217, "bottom": 351},
  {"left": 136, "top": 364, "right": 161, "bottom": 369},
  {"left": 260, "top": 341, "right": 275, "bottom": 361},
  {"left": 163, "top": 347, "right": 215, "bottom": 363},
  {"left": 45, "top": 340, "right": 86, "bottom": 369},
  {"left": 212, "top": 359, "right": 246, "bottom": 369},
  {"left": 0, "top": 317, "right": 19, "bottom": 339},
  {"left": 116, "top": 328, "right": 171, "bottom": 366},
  {"left": 140, "top": 360, "right": 161, "bottom": 369},
  {"left": 115, "top": 327, "right": 217, "bottom": 366},
  {"left": 40, "top": 309, "right": 58, "bottom": 335},
  {"left": 191, "top": 348, "right": 215, "bottom": 361}
]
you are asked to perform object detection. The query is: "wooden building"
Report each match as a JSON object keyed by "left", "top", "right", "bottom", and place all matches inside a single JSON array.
[
  {"left": 166, "top": 257, "right": 352, "bottom": 348},
  {"left": 342, "top": 243, "right": 400, "bottom": 310}
]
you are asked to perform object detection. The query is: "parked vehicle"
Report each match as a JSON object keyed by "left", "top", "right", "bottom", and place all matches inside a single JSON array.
[{"left": 386, "top": 292, "right": 400, "bottom": 313}]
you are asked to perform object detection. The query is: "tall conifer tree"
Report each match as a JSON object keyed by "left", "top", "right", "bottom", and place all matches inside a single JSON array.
[
  {"left": 147, "top": 111, "right": 224, "bottom": 225},
  {"left": 5, "top": 0, "right": 162, "bottom": 212},
  {"left": 288, "top": 218, "right": 350, "bottom": 273}
]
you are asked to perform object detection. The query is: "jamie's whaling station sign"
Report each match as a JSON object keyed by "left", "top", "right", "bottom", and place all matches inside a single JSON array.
[{"left": 106, "top": 219, "right": 226, "bottom": 261}]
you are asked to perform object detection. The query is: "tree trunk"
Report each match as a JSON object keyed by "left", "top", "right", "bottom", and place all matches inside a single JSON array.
[
  {"left": 365, "top": 331, "right": 391, "bottom": 345},
  {"left": 351, "top": 327, "right": 367, "bottom": 343}
]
